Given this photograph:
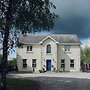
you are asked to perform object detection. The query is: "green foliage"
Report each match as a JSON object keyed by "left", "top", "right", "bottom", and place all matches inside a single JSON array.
[
  {"left": 8, "top": 58, "right": 17, "bottom": 66},
  {"left": 8, "top": 58, "right": 18, "bottom": 71},
  {"left": 81, "top": 47, "right": 90, "bottom": 64},
  {"left": 0, "top": 0, "right": 58, "bottom": 34},
  {"left": 0, "top": 57, "right": 17, "bottom": 71}
]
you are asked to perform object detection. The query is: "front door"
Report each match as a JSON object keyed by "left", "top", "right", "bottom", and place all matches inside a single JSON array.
[{"left": 46, "top": 60, "right": 51, "bottom": 71}]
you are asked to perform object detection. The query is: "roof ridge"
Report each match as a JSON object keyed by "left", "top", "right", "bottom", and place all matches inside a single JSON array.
[{"left": 28, "top": 34, "right": 77, "bottom": 36}]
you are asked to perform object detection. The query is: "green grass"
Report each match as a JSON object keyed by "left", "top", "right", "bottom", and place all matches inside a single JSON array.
[{"left": 0, "top": 78, "right": 37, "bottom": 90}]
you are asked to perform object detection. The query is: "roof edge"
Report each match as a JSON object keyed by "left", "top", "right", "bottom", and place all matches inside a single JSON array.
[{"left": 39, "top": 36, "right": 59, "bottom": 44}]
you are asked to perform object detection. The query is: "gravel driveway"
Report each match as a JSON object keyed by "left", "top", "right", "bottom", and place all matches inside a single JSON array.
[
  {"left": 8, "top": 72, "right": 90, "bottom": 90},
  {"left": 28, "top": 77, "right": 90, "bottom": 90}
]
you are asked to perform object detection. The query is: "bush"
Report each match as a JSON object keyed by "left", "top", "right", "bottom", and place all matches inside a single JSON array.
[
  {"left": 39, "top": 68, "right": 46, "bottom": 73},
  {"left": 0, "top": 55, "right": 18, "bottom": 72},
  {"left": 8, "top": 58, "right": 18, "bottom": 72}
]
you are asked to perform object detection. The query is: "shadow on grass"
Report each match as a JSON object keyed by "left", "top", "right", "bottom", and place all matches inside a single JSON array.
[{"left": 0, "top": 78, "right": 38, "bottom": 90}]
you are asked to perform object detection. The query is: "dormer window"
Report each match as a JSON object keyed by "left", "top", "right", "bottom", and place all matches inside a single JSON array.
[
  {"left": 27, "top": 45, "right": 33, "bottom": 51},
  {"left": 46, "top": 44, "right": 51, "bottom": 53}
]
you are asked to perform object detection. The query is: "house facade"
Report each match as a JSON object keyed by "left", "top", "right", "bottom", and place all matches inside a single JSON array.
[{"left": 17, "top": 34, "right": 81, "bottom": 72}]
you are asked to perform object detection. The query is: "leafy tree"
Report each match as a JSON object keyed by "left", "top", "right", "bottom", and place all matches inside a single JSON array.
[
  {"left": 8, "top": 58, "right": 17, "bottom": 71},
  {"left": 81, "top": 47, "right": 90, "bottom": 64},
  {"left": 0, "top": 0, "right": 58, "bottom": 90}
]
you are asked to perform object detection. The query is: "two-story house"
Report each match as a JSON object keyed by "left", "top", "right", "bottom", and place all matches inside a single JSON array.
[{"left": 17, "top": 34, "right": 81, "bottom": 72}]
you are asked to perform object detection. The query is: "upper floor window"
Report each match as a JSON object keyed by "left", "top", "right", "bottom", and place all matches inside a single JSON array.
[
  {"left": 64, "top": 45, "right": 71, "bottom": 52},
  {"left": 46, "top": 44, "right": 51, "bottom": 53},
  {"left": 23, "top": 59, "right": 27, "bottom": 68},
  {"left": 27, "top": 45, "right": 33, "bottom": 51}
]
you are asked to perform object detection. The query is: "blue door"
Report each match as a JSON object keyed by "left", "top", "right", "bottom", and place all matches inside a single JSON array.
[{"left": 46, "top": 60, "right": 51, "bottom": 71}]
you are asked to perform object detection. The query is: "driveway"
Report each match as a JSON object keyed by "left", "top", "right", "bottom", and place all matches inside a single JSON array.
[{"left": 8, "top": 72, "right": 90, "bottom": 90}]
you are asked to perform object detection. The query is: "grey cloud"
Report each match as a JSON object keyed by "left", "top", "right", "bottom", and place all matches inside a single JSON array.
[{"left": 50, "top": 0, "right": 90, "bottom": 39}]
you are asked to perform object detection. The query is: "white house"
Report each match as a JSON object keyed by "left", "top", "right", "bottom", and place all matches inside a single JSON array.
[{"left": 17, "top": 34, "right": 81, "bottom": 72}]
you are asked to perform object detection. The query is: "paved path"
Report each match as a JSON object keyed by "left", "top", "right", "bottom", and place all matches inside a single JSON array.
[
  {"left": 8, "top": 72, "right": 90, "bottom": 79},
  {"left": 8, "top": 72, "right": 90, "bottom": 90}
]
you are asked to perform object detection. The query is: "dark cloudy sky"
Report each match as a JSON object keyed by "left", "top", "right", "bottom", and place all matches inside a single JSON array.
[{"left": 48, "top": 0, "right": 90, "bottom": 42}]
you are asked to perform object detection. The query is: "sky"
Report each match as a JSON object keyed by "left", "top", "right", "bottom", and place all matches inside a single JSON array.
[
  {"left": 48, "top": 0, "right": 90, "bottom": 46},
  {"left": 9, "top": 0, "right": 90, "bottom": 59}
]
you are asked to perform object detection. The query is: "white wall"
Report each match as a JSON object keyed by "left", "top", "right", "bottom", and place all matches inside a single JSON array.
[
  {"left": 17, "top": 44, "right": 42, "bottom": 72},
  {"left": 41, "top": 38, "right": 58, "bottom": 71},
  {"left": 17, "top": 38, "right": 80, "bottom": 72},
  {"left": 57, "top": 44, "right": 80, "bottom": 72}
]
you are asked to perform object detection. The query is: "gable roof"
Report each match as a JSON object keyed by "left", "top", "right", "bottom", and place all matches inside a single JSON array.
[
  {"left": 19, "top": 34, "right": 81, "bottom": 44},
  {"left": 39, "top": 36, "right": 59, "bottom": 44}
]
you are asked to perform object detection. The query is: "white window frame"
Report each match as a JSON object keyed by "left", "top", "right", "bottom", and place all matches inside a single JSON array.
[
  {"left": 70, "top": 59, "right": 74, "bottom": 68},
  {"left": 22, "top": 59, "right": 27, "bottom": 68},
  {"left": 46, "top": 44, "right": 51, "bottom": 53},
  {"left": 64, "top": 45, "right": 71, "bottom": 52},
  {"left": 26, "top": 45, "right": 33, "bottom": 52},
  {"left": 32, "top": 59, "right": 37, "bottom": 68},
  {"left": 61, "top": 59, "right": 65, "bottom": 68}
]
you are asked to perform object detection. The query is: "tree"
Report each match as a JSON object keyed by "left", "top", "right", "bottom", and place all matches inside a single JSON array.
[
  {"left": 8, "top": 58, "right": 18, "bottom": 71},
  {"left": 0, "top": 0, "right": 58, "bottom": 90},
  {"left": 0, "top": 54, "right": 3, "bottom": 63},
  {"left": 81, "top": 47, "right": 90, "bottom": 64},
  {"left": 0, "top": 54, "right": 2, "bottom": 72}
]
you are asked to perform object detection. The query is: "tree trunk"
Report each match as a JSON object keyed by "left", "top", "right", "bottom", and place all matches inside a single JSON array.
[
  {"left": 0, "top": 28, "right": 9, "bottom": 90},
  {"left": 0, "top": 0, "right": 12, "bottom": 89}
]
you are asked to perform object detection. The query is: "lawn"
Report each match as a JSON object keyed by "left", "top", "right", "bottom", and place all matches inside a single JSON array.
[{"left": 0, "top": 78, "right": 38, "bottom": 90}]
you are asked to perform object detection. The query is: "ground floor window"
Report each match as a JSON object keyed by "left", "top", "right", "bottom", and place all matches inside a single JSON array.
[
  {"left": 32, "top": 59, "right": 36, "bottom": 68},
  {"left": 70, "top": 59, "right": 74, "bottom": 68},
  {"left": 61, "top": 59, "right": 65, "bottom": 68},
  {"left": 23, "top": 59, "right": 27, "bottom": 68}
]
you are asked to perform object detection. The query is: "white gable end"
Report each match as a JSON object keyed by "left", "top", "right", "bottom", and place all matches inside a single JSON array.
[{"left": 39, "top": 36, "right": 59, "bottom": 44}]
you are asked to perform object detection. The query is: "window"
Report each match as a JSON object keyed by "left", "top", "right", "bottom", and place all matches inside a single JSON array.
[
  {"left": 64, "top": 45, "right": 71, "bottom": 52},
  {"left": 23, "top": 59, "right": 27, "bottom": 68},
  {"left": 61, "top": 59, "right": 65, "bottom": 68},
  {"left": 27, "top": 46, "right": 29, "bottom": 51},
  {"left": 27, "top": 46, "right": 33, "bottom": 51},
  {"left": 30, "top": 46, "right": 32, "bottom": 51},
  {"left": 70, "top": 59, "right": 74, "bottom": 68},
  {"left": 32, "top": 59, "right": 36, "bottom": 68},
  {"left": 46, "top": 44, "right": 51, "bottom": 53}
]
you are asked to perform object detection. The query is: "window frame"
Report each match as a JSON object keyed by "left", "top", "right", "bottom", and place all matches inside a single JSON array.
[
  {"left": 23, "top": 59, "right": 27, "bottom": 68},
  {"left": 61, "top": 59, "right": 65, "bottom": 68},
  {"left": 32, "top": 59, "right": 37, "bottom": 68},
  {"left": 64, "top": 45, "right": 71, "bottom": 52},
  {"left": 26, "top": 45, "right": 33, "bottom": 52},
  {"left": 27, "top": 46, "right": 30, "bottom": 51},
  {"left": 70, "top": 59, "right": 74, "bottom": 68},
  {"left": 30, "top": 46, "right": 33, "bottom": 51},
  {"left": 46, "top": 44, "right": 51, "bottom": 53}
]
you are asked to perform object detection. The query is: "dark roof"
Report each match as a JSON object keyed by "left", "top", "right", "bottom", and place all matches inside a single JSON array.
[{"left": 19, "top": 34, "right": 81, "bottom": 44}]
